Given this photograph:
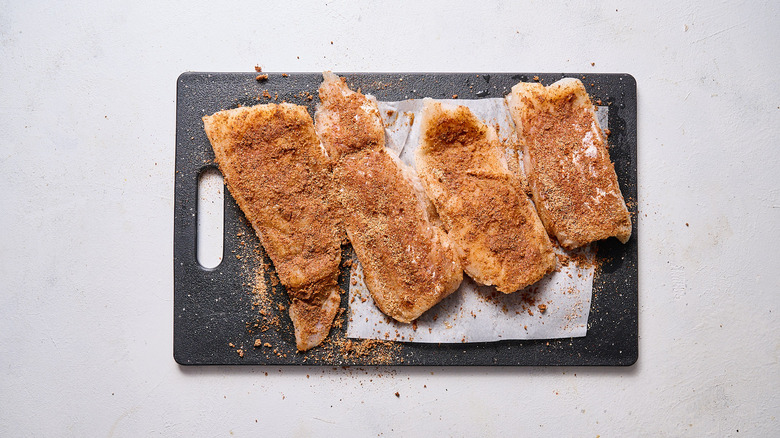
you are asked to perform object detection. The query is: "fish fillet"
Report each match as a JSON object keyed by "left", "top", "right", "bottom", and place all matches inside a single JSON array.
[
  {"left": 506, "top": 78, "right": 632, "bottom": 249},
  {"left": 315, "top": 72, "right": 462, "bottom": 323},
  {"left": 202, "top": 103, "right": 342, "bottom": 351},
  {"left": 416, "top": 100, "right": 555, "bottom": 293}
]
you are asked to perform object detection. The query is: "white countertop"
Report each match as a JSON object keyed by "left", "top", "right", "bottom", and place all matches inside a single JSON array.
[{"left": 1, "top": 1, "right": 777, "bottom": 436}]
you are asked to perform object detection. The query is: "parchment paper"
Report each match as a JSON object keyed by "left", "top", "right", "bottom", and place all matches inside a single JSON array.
[{"left": 345, "top": 98, "right": 607, "bottom": 342}]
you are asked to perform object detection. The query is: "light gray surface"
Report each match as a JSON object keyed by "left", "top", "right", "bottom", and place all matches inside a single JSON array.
[{"left": 1, "top": 1, "right": 778, "bottom": 436}]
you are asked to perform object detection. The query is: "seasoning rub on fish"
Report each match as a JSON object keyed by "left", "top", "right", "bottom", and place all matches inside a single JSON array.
[
  {"left": 203, "top": 103, "right": 343, "bottom": 351},
  {"left": 506, "top": 78, "right": 631, "bottom": 249},
  {"left": 417, "top": 100, "right": 555, "bottom": 293},
  {"left": 316, "top": 72, "right": 462, "bottom": 323}
]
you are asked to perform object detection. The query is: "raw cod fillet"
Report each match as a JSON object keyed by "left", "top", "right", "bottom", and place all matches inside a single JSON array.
[
  {"left": 416, "top": 100, "right": 556, "bottom": 293},
  {"left": 202, "top": 103, "right": 343, "bottom": 351},
  {"left": 315, "top": 72, "right": 462, "bottom": 323},
  {"left": 506, "top": 78, "right": 632, "bottom": 249}
]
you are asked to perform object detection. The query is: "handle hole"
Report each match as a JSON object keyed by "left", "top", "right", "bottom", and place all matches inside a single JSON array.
[{"left": 197, "top": 167, "right": 224, "bottom": 269}]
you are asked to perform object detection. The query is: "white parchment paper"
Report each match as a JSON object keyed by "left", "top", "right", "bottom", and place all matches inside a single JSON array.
[{"left": 345, "top": 98, "right": 607, "bottom": 342}]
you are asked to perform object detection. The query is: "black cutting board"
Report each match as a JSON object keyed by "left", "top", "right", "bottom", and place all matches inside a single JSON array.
[{"left": 174, "top": 72, "right": 638, "bottom": 366}]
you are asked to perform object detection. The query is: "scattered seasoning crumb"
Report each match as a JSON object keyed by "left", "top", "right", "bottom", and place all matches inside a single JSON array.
[
  {"left": 228, "top": 343, "right": 235, "bottom": 348},
  {"left": 254, "top": 65, "right": 262, "bottom": 72},
  {"left": 395, "top": 392, "right": 400, "bottom": 398},
  {"left": 330, "top": 41, "right": 333, "bottom": 44},
  {"left": 538, "top": 304, "right": 547, "bottom": 313},
  {"left": 686, "top": 223, "right": 689, "bottom": 227},
  {"left": 256, "top": 74, "right": 269, "bottom": 81},
  {"left": 264, "top": 342, "right": 272, "bottom": 348},
  {"left": 254, "top": 339, "right": 262, "bottom": 348},
  {"left": 533, "top": 76, "right": 540, "bottom": 81},
  {"left": 282, "top": 73, "right": 289, "bottom": 77},
  {"left": 237, "top": 349, "right": 244, "bottom": 358},
  {"left": 591, "top": 62, "right": 595, "bottom": 66},
  {"left": 452, "top": 94, "right": 458, "bottom": 99}
]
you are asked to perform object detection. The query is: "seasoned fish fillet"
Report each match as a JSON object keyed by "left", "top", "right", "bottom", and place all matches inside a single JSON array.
[
  {"left": 202, "top": 103, "right": 342, "bottom": 351},
  {"left": 417, "top": 101, "right": 555, "bottom": 293},
  {"left": 506, "top": 78, "right": 632, "bottom": 249},
  {"left": 316, "top": 72, "right": 462, "bottom": 323}
]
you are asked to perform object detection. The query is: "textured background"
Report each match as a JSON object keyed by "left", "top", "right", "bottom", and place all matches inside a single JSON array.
[{"left": 1, "top": 1, "right": 777, "bottom": 436}]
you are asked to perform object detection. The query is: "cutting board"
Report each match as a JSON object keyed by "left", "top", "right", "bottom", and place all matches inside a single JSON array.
[{"left": 174, "top": 72, "right": 638, "bottom": 366}]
